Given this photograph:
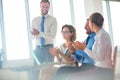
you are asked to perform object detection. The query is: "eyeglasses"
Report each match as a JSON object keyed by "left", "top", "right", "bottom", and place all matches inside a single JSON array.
[{"left": 61, "top": 31, "right": 70, "bottom": 34}]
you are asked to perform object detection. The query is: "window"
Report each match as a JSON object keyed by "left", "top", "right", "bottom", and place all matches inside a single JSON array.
[
  {"left": 29, "top": 0, "right": 41, "bottom": 49},
  {"left": 0, "top": 18, "right": 1, "bottom": 49},
  {"left": 52, "top": 0, "right": 86, "bottom": 46},
  {"left": 102, "top": 1, "right": 120, "bottom": 51},
  {"left": 73, "top": 0, "right": 86, "bottom": 41},
  {"left": 2, "top": 0, "right": 30, "bottom": 60},
  {"left": 0, "top": 29, "right": 1, "bottom": 49},
  {"left": 52, "top": 0, "right": 72, "bottom": 46},
  {"left": 109, "top": 1, "right": 120, "bottom": 47},
  {"left": 0, "top": 2, "right": 2, "bottom": 49}
]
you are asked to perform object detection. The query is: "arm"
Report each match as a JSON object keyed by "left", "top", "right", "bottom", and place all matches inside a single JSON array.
[
  {"left": 41, "top": 18, "right": 57, "bottom": 39},
  {"left": 31, "top": 17, "right": 40, "bottom": 37},
  {"left": 58, "top": 50, "right": 74, "bottom": 62},
  {"left": 73, "top": 38, "right": 107, "bottom": 61},
  {"left": 31, "top": 16, "right": 57, "bottom": 40},
  {"left": 49, "top": 47, "right": 74, "bottom": 62},
  {"left": 84, "top": 35, "right": 112, "bottom": 61}
]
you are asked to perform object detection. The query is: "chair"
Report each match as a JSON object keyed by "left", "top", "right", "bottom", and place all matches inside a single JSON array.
[{"left": 112, "top": 46, "right": 118, "bottom": 70}]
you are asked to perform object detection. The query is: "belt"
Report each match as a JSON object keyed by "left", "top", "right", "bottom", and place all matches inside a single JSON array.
[{"left": 37, "top": 44, "right": 53, "bottom": 47}]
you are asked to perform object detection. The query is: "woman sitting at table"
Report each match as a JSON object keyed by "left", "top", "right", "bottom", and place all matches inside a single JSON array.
[{"left": 40, "top": 24, "right": 77, "bottom": 80}]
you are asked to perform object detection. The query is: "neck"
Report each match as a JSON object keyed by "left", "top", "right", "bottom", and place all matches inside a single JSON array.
[
  {"left": 94, "top": 25, "right": 101, "bottom": 33},
  {"left": 95, "top": 27, "right": 101, "bottom": 33},
  {"left": 64, "top": 40, "right": 72, "bottom": 48}
]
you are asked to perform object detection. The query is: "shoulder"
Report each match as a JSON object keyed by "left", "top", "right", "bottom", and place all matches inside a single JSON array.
[
  {"left": 60, "top": 43, "right": 64, "bottom": 48},
  {"left": 47, "top": 15, "right": 57, "bottom": 21},
  {"left": 99, "top": 29, "right": 110, "bottom": 38},
  {"left": 32, "top": 16, "right": 40, "bottom": 22},
  {"left": 97, "top": 29, "right": 111, "bottom": 42}
]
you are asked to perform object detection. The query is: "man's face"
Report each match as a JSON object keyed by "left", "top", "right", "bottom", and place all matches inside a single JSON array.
[
  {"left": 84, "top": 20, "right": 92, "bottom": 34},
  {"left": 40, "top": 2, "right": 50, "bottom": 15},
  {"left": 88, "top": 20, "right": 94, "bottom": 32}
]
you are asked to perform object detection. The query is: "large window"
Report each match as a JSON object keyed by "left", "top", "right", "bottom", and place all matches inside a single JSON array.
[
  {"left": 2, "top": 0, "right": 30, "bottom": 60},
  {"left": 102, "top": 1, "right": 120, "bottom": 51}
]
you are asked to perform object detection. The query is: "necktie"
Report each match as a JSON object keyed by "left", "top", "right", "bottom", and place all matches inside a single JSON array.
[
  {"left": 86, "top": 36, "right": 90, "bottom": 45},
  {"left": 40, "top": 16, "right": 45, "bottom": 45}
]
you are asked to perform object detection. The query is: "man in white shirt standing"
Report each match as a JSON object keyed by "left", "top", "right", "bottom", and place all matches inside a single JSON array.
[
  {"left": 31, "top": 0, "right": 57, "bottom": 80},
  {"left": 31, "top": 0, "right": 57, "bottom": 64}
]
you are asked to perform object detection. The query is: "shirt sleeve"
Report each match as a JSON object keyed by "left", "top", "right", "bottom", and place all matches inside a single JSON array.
[
  {"left": 84, "top": 33, "right": 111, "bottom": 61},
  {"left": 39, "top": 18, "right": 57, "bottom": 40}
]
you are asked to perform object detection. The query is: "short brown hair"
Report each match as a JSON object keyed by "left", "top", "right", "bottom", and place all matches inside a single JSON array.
[
  {"left": 40, "top": 0, "right": 50, "bottom": 4},
  {"left": 89, "top": 12, "right": 104, "bottom": 28}
]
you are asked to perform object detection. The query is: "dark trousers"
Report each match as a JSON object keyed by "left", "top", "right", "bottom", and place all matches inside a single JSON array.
[
  {"left": 54, "top": 63, "right": 95, "bottom": 80},
  {"left": 67, "top": 67, "right": 114, "bottom": 80},
  {"left": 54, "top": 63, "right": 114, "bottom": 80}
]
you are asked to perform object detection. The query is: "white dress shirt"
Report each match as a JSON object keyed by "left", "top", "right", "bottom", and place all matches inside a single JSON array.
[
  {"left": 32, "top": 14, "right": 57, "bottom": 45},
  {"left": 84, "top": 29, "right": 112, "bottom": 68}
]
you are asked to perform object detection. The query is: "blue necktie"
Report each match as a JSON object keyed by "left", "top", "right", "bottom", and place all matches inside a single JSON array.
[
  {"left": 86, "top": 36, "right": 90, "bottom": 45},
  {"left": 40, "top": 16, "right": 45, "bottom": 45}
]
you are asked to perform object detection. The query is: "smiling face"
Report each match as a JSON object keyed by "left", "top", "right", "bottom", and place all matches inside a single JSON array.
[
  {"left": 84, "top": 19, "right": 93, "bottom": 34},
  {"left": 88, "top": 20, "right": 95, "bottom": 32},
  {"left": 40, "top": 2, "right": 50, "bottom": 15}
]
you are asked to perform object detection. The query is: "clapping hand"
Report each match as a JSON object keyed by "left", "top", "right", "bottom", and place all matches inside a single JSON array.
[
  {"left": 31, "top": 28, "right": 40, "bottom": 36},
  {"left": 72, "top": 41, "right": 86, "bottom": 50},
  {"left": 68, "top": 44, "right": 75, "bottom": 54},
  {"left": 49, "top": 47, "right": 61, "bottom": 56}
]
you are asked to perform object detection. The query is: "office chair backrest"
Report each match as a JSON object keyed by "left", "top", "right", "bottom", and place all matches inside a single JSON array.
[{"left": 112, "top": 46, "right": 118, "bottom": 70}]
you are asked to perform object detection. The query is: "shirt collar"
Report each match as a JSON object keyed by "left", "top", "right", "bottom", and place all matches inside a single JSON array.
[
  {"left": 41, "top": 14, "right": 49, "bottom": 18},
  {"left": 88, "top": 32, "right": 96, "bottom": 38}
]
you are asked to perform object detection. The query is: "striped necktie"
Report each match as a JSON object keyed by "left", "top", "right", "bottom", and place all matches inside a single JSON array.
[{"left": 40, "top": 16, "right": 45, "bottom": 45}]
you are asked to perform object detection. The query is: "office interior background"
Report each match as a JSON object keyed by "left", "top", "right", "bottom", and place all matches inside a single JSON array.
[{"left": 0, "top": 0, "right": 120, "bottom": 80}]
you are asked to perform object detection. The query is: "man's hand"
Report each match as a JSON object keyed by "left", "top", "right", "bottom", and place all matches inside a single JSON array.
[
  {"left": 31, "top": 28, "right": 40, "bottom": 36},
  {"left": 72, "top": 41, "right": 86, "bottom": 50}
]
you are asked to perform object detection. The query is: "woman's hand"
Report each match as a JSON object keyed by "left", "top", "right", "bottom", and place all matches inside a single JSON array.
[{"left": 49, "top": 47, "right": 60, "bottom": 56}]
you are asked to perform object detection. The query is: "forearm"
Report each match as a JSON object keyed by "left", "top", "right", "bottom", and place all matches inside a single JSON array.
[
  {"left": 40, "top": 32, "right": 56, "bottom": 40},
  {"left": 59, "top": 52, "right": 74, "bottom": 61}
]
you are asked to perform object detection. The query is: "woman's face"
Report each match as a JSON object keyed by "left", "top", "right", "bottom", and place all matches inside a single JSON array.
[{"left": 61, "top": 27, "right": 72, "bottom": 40}]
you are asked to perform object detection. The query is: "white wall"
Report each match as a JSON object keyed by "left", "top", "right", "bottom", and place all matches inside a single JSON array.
[{"left": 84, "top": 0, "right": 103, "bottom": 18}]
